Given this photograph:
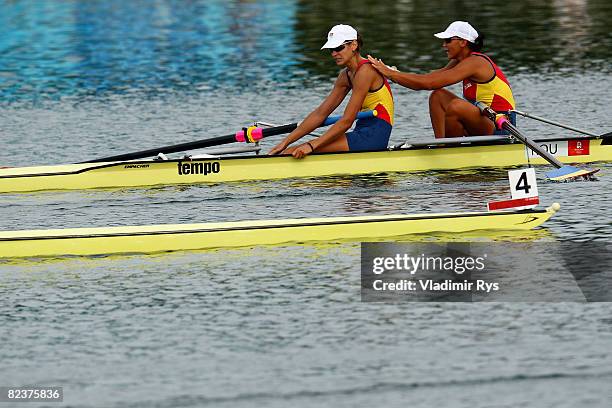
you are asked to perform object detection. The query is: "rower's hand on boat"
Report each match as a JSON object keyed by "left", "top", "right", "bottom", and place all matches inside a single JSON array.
[
  {"left": 292, "top": 143, "right": 314, "bottom": 159},
  {"left": 367, "top": 55, "right": 398, "bottom": 78},
  {"left": 268, "top": 141, "right": 289, "bottom": 155}
]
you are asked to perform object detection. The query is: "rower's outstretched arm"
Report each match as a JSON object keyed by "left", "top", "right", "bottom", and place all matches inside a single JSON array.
[
  {"left": 367, "top": 55, "right": 476, "bottom": 90},
  {"left": 268, "top": 74, "right": 349, "bottom": 155}
]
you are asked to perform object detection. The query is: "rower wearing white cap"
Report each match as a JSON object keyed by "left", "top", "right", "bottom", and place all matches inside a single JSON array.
[
  {"left": 367, "top": 21, "right": 515, "bottom": 138},
  {"left": 269, "top": 24, "right": 394, "bottom": 158}
]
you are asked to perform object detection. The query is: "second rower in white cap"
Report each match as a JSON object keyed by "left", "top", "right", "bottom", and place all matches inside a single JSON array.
[{"left": 368, "top": 21, "right": 515, "bottom": 138}]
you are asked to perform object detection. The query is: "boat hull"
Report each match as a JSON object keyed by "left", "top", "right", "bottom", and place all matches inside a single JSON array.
[
  {"left": 0, "top": 136, "right": 609, "bottom": 193},
  {"left": 0, "top": 207, "right": 557, "bottom": 258}
]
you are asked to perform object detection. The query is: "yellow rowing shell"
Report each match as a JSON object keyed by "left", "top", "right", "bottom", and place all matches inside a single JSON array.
[
  {"left": 0, "top": 136, "right": 609, "bottom": 193},
  {"left": 0, "top": 204, "right": 559, "bottom": 258}
]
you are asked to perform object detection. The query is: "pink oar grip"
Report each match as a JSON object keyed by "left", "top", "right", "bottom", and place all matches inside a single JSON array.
[
  {"left": 235, "top": 130, "right": 246, "bottom": 142},
  {"left": 250, "top": 127, "right": 263, "bottom": 141},
  {"left": 235, "top": 127, "right": 263, "bottom": 143},
  {"left": 495, "top": 115, "right": 509, "bottom": 130}
]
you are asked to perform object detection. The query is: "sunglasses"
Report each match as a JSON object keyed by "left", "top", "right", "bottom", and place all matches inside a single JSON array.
[
  {"left": 443, "top": 37, "right": 463, "bottom": 44},
  {"left": 331, "top": 41, "right": 353, "bottom": 53}
]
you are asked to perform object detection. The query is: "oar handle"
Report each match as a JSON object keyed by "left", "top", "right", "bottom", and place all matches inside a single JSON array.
[
  {"left": 83, "top": 110, "right": 377, "bottom": 163},
  {"left": 235, "top": 110, "right": 377, "bottom": 142},
  {"left": 476, "top": 102, "right": 503, "bottom": 125},
  {"left": 323, "top": 110, "right": 377, "bottom": 125},
  {"left": 476, "top": 102, "right": 564, "bottom": 168}
]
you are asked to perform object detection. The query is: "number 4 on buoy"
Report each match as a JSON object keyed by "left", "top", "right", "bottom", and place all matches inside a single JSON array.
[{"left": 488, "top": 168, "right": 540, "bottom": 211}]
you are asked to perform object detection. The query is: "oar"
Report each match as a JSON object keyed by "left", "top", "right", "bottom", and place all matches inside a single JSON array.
[
  {"left": 511, "top": 109, "right": 612, "bottom": 138},
  {"left": 476, "top": 102, "right": 599, "bottom": 181},
  {"left": 83, "top": 110, "right": 377, "bottom": 163}
]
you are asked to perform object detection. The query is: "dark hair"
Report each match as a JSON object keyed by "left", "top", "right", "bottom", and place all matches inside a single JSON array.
[
  {"left": 468, "top": 31, "right": 484, "bottom": 52},
  {"left": 356, "top": 33, "right": 363, "bottom": 51}
]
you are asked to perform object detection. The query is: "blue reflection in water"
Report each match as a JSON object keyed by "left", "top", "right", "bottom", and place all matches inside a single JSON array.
[{"left": 0, "top": 0, "right": 298, "bottom": 102}]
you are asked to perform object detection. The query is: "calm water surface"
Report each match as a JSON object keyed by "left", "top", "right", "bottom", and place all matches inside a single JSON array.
[{"left": 1, "top": 1, "right": 611, "bottom": 407}]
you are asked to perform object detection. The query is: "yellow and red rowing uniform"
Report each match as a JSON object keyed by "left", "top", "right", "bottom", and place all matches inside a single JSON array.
[
  {"left": 346, "top": 59, "right": 394, "bottom": 125},
  {"left": 463, "top": 52, "right": 515, "bottom": 112}
]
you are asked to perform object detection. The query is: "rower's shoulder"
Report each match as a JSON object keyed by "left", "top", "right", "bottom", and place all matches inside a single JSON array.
[
  {"left": 334, "top": 69, "right": 351, "bottom": 83},
  {"left": 460, "top": 54, "right": 482, "bottom": 63},
  {"left": 332, "top": 69, "right": 352, "bottom": 90},
  {"left": 463, "top": 53, "right": 493, "bottom": 65},
  {"left": 354, "top": 62, "right": 379, "bottom": 79},
  {"left": 457, "top": 54, "right": 491, "bottom": 71}
]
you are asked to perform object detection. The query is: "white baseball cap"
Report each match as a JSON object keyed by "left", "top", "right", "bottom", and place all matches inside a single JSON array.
[
  {"left": 434, "top": 21, "right": 478, "bottom": 43},
  {"left": 321, "top": 24, "right": 358, "bottom": 49}
]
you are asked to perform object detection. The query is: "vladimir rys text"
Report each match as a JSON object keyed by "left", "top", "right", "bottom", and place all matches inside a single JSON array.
[{"left": 367, "top": 252, "right": 499, "bottom": 295}]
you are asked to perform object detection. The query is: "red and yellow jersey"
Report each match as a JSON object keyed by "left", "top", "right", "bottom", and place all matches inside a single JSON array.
[
  {"left": 347, "top": 60, "right": 394, "bottom": 125},
  {"left": 463, "top": 52, "right": 515, "bottom": 112}
]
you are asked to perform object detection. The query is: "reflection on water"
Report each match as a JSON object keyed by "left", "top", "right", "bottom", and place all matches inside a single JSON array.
[
  {"left": 297, "top": 0, "right": 612, "bottom": 77},
  {"left": 1, "top": 0, "right": 611, "bottom": 103}
]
